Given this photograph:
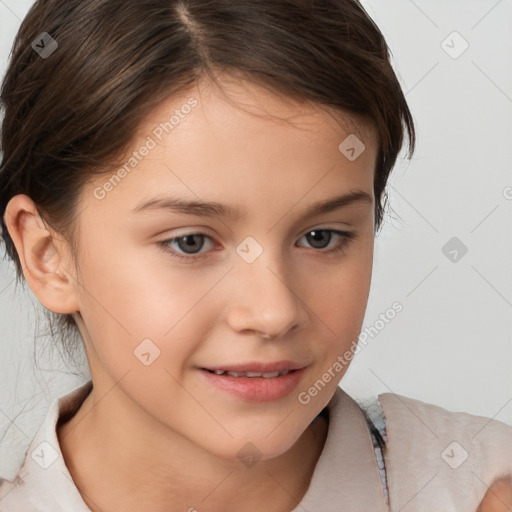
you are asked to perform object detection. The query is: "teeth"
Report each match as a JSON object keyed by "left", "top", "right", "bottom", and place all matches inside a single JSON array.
[
  {"left": 261, "top": 371, "right": 281, "bottom": 378},
  {"left": 227, "top": 371, "right": 248, "bottom": 377},
  {"left": 211, "top": 369, "right": 290, "bottom": 378}
]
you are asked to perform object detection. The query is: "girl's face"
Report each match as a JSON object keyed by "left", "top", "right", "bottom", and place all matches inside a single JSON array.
[{"left": 71, "top": 76, "right": 377, "bottom": 461}]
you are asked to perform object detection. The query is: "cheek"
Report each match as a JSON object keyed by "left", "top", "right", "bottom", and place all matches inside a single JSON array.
[
  {"left": 314, "top": 240, "right": 373, "bottom": 317},
  {"left": 74, "top": 242, "right": 221, "bottom": 373},
  {"left": 302, "top": 244, "right": 373, "bottom": 360},
  {"left": 74, "top": 220, "right": 372, "bottom": 379}
]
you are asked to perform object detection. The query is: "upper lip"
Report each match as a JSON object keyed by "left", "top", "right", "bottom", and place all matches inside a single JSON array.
[{"left": 200, "top": 360, "right": 308, "bottom": 373}]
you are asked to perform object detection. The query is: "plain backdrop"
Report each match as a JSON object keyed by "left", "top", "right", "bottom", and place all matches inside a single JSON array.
[{"left": 0, "top": 0, "right": 511, "bottom": 480}]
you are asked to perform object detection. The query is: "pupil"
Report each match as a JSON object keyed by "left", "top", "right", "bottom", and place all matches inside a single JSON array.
[
  {"left": 179, "top": 235, "right": 203, "bottom": 254},
  {"left": 308, "top": 230, "right": 330, "bottom": 249}
]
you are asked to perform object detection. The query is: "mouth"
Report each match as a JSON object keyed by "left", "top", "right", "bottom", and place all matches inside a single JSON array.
[
  {"left": 201, "top": 368, "right": 295, "bottom": 378},
  {"left": 198, "top": 362, "right": 308, "bottom": 402},
  {"left": 200, "top": 360, "right": 307, "bottom": 375}
]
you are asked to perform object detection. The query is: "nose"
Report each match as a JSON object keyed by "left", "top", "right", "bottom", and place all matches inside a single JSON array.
[{"left": 225, "top": 251, "right": 309, "bottom": 339}]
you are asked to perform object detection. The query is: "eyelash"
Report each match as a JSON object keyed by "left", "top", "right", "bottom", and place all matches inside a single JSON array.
[{"left": 157, "top": 229, "right": 357, "bottom": 263}]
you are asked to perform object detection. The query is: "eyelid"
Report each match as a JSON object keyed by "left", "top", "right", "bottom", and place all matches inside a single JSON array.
[{"left": 158, "top": 224, "right": 348, "bottom": 246}]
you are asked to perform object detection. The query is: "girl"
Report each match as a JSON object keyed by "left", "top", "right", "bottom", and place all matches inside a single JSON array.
[{"left": 1, "top": 1, "right": 511, "bottom": 511}]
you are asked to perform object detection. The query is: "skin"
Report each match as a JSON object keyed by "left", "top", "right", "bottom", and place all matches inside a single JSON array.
[
  {"left": 477, "top": 477, "right": 512, "bottom": 512},
  {"left": 5, "top": 75, "right": 378, "bottom": 512}
]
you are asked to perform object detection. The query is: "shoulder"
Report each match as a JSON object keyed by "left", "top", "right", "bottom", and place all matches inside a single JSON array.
[
  {"left": 0, "top": 380, "right": 94, "bottom": 511},
  {"left": 377, "top": 392, "right": 512, "bottom": 512},
  {"left": 378, "top": 392, "right": 512, "bottom": 442}
]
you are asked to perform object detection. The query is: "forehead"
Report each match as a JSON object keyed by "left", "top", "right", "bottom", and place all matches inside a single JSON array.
[
  {"left": 84, "top": 75, "right": 378, "bottom": 217},
  {"left": 135, "top": 74, "right": 378, "bottom": 153}
]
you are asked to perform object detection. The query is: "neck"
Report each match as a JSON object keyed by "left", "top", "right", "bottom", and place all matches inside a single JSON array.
[{"left": 57, "top": 383, "right": 329, "bottom": 512}]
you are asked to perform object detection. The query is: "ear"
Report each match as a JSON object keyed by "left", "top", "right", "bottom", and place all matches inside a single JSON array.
[{"left": 3, "top": 194, "right": 80, "bottom": 314}]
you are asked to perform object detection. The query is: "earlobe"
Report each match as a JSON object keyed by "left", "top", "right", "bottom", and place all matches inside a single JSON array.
[{"left": 4, "top": 194, "right": 80, "bottom": 314}]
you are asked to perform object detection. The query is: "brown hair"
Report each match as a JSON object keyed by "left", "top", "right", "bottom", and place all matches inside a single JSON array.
[{"left": 0, "top": 0, "right": 415, "bottom": 355}]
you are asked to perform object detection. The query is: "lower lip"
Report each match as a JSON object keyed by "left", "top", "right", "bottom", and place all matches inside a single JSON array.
[{"left": 198, "top": 367, "right": 307, "bottom": 402}]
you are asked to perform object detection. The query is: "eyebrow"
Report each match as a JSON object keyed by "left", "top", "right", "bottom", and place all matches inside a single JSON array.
[{"left": 131, "top": 190, "right": 372, "bottom": 221}]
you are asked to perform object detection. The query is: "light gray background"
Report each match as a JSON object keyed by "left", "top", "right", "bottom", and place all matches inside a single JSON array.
[{"left": 1, "top": 0, "right": 511, "bottom": 480}]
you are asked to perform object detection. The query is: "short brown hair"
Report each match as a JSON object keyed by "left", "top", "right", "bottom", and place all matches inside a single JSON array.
[{"left": 0, "top": 0, "right": 416, "bottom": 354}]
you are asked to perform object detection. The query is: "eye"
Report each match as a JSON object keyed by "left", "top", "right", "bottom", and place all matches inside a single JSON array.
[
  {"left": 297, "top": 229, "right": 356, "bottom": 255},
  {"left": 158, "top": 228, "right": 357, "bottom": 263},
  {"left": 158, "top": 233, "right": 215, "bottom": 262}
]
